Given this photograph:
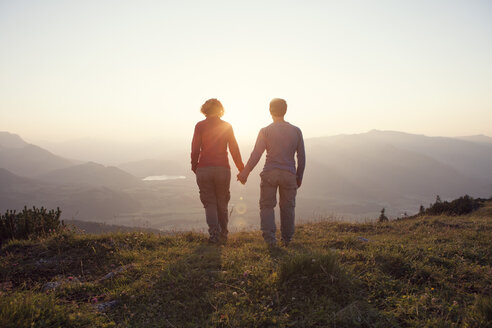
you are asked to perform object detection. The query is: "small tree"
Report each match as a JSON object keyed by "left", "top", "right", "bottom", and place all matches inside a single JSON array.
[
  {"left": 419, "top": 205, "right": 425, "bottom": 215},
  {"left": 378, "top": 208, "right": 389, "bottom": 222}
]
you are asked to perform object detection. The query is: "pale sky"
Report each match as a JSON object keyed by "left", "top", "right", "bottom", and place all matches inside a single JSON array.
[{"left": 1, "top": 0, "right": 491, "bottom": 144}]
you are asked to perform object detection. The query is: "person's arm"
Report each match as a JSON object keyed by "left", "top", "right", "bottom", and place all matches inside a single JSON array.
[
  {"left": 296, "top": 128, "right": 306, "bottom": 188},
  {"left": 190, "top": 124, "right": 201, "bottom": 173},
  {"left": 228, "top": 126, "right": 245, "bottom": 172},
  {"left": 238, "top": 129, "right": 266, "bottom": 182}
]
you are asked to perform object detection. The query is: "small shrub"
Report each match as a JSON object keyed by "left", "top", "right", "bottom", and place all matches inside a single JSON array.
[
  {"left": 378, "top": 208, "right": 388, "bottom": 222},
  {"left": 425, "top": 195, "right": 482, "bottom": 216},
  {"left": 0, "top": 206, "right": 63, "bottom": 244}
]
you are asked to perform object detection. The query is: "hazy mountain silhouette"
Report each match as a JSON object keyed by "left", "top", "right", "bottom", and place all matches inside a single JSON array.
[
  {"left": 38, "top": 162, "right": 143, "bottom": 190},
  {"left": 0, "top": 167, "right": 30, "bottom": 185},
  {"left": 0, "top": 167, "right": 141, "bottom": 221},
  {"left": 57, "top": 186, "right": 141, "bottom": 221},
  {"left": 0, "top": 133, "right": 143, "bottom": 223},
  {"left": 304, "top": 137, "right": 485, "bottom": 202},
  {"left": 1, "top": 130, "right": 491, "bottom": 227},
  {"left": 0, "top": 131, "right": 28, "bottom": 148},
  {"left": 360, "top": 130, "right": 492, "bottom": 180},
  {"left": 118, "top": 159, "right": 187, "bottom": 178},
  {"left": 291, "top": 131, "right": 491, "bottom": 217},
  {"left": 457, "top": 134, "right": 492, "bottom": 145},
  {"left": 37, "top": 137, "right": 190, "bottom": 166},
  {"left": 0, "top": 168, "right": 46, "bottom": 209},
  {"left": 0, "top": 132, "right": 75, "bottom": 177}
]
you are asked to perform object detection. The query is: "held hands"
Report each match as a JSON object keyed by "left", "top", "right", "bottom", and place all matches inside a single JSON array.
[
  {"left": 237, "top": 170, "right": 248, "bottom": 185},
  {"left": 297, "top": 178, "right": 302, "bottom": 188}
]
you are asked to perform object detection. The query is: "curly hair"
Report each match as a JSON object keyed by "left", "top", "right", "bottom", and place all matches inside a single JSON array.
[{"left": 201, "top": 98, "right": 224, "bottom": 117}]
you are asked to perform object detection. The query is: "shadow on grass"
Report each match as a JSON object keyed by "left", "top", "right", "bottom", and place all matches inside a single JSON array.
[
  {"left": 275, "top": 249, "right": 397, "bottom": 327},
  {"left": 118, "top": 240, "right": 223, "bottom": 327},
  {"left": 0, "top": 233, "right": 126, "bottom": 287}
]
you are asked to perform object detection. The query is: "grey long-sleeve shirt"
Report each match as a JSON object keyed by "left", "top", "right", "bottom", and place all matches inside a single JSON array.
[{"left": 242, "top": 121, "right": 306, "bottom": 181}]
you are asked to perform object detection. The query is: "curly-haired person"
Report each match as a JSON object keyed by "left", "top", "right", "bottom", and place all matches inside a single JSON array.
[{"left": 191, "top": 98, "right": 245, "bottom": 243}]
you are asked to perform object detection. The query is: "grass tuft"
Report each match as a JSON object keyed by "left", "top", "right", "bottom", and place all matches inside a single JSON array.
[
  {"left": 470, "top": 295, "right": 492, "bottom": 326},
  {"left": 0, "top": 291, "right": 114, "bottom": 328},
  {"left": 278, "top": 251, "right": 339, "bottom": 284}
]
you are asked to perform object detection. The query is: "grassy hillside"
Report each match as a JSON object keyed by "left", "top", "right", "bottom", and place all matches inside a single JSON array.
[
  {"left": 1, "top": 204, "right": 491, "bottom": 327},
  {"left": 64, "top": 219, "right": 163, "bottom": 235}
]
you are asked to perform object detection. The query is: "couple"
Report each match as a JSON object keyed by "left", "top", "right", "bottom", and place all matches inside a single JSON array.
[{"left": 191, "top": 98, "right": 305, "bottom": 246}]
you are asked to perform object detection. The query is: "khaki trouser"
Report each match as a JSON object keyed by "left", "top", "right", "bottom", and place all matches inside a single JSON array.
[
  {"left": 259, "top": 169, "right": 297, "bottom": 244},
  {"left": 196, "top": 166, "right": 231, "bottom": 240}
]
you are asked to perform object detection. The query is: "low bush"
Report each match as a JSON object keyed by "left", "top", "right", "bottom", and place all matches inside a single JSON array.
[
  {"left": 424, "top": 195, "right": 482, "bottom": 216},
  {"left": 0, "top": 206, "right": 63, "bottom": 244}
]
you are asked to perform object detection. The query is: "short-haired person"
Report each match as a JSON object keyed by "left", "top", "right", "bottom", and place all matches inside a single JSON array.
[
  {"left": 238, "top": 98, "right": 305, "bottom": 246},
  {"left": 191, "top": 99, "right": 244, "bottom": 243}
]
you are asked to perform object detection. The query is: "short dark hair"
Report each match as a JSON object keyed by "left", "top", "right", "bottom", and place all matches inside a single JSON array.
[
  {"left": 269, "top": 98, "right": 287, "bottom": 117},
  {"left": 201, "top": 98, "right": 224, "bottom": 117}
]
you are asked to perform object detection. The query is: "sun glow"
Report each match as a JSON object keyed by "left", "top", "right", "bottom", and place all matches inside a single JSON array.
[
  {"left": 221, "top": 100, "right": 272, "bottom": 143},
  {"left": 1, "top": 1, "right": 491, "bottom": 142}
]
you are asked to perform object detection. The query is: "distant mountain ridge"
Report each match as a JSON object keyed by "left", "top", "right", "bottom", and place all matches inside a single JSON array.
[
  {"left": 118, "top": 158, "right": 187, "bottom": 178},
  {"left": 0, "top": 132, "right": 143, "bottom": 221},
  {"left": 0, "top": 167, "right": 141, "bottom": 221},
  {"left": 457, "top": 134, "right": 492, "bottom": 144},
  {"left": 301, "top": 132, "right": 490, "bottom": 217},
  {"left": 38, "top": 162, "right": 143, "bottom": 190},
  {"left": 0, "top": 132, "right": 75, "bottom": 177},
  {"left": 373, "top": 130, "right": 492, "bottom": 180},
  {"left": 0, "top": 131, "right": 28, "bottom": 148},
  {"left": 1, "top": 130, "right": 491, "bottom": 225},
  {"left": 293, "top": 130, "right": 492, "bottom": 216},
  {"left": 311, "top": 130, "right": 492, "bottom": 180},
  {"left": 0, "top": 167, "right": 30, "bottom": 185}
]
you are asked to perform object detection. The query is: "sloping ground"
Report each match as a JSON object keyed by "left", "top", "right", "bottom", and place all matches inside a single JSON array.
[{"left": 1, "top": 203, "right": 491, "bottom": 327}]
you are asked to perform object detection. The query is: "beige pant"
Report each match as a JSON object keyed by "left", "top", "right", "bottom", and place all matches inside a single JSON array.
[
  {"left": 259, "top": 169, "right": 297, "bottom": 244},
  {"left": 196, "top": 166, "right": 231, "bottom": 240}
]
